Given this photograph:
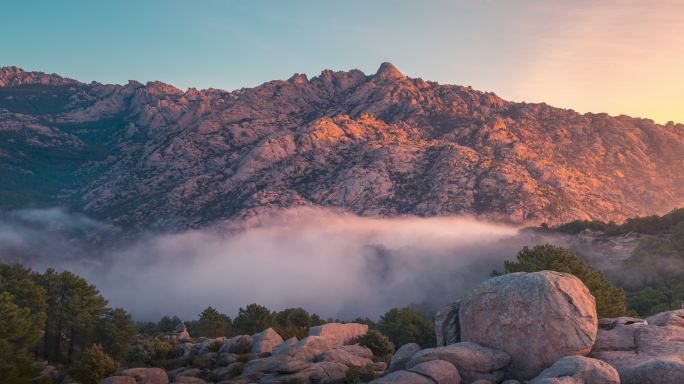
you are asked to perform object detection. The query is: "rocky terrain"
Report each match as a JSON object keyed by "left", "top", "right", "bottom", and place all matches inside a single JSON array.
[
  {"left": 1, "top": 64, "right": 683, "bottom": 229},
  {"left": 74, "top": 270, "right": 684, "bottom": 384}
]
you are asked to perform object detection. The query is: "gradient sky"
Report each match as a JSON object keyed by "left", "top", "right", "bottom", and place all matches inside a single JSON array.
[{"left": 2, "top": 0, "right": 683, "bottom": 123}]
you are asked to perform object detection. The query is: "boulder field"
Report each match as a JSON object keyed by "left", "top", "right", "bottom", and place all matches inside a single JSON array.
[{"left": 102, "top": 271, "right": 684, "bottom": 383}]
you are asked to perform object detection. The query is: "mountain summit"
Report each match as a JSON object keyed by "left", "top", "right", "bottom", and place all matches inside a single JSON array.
[{"left": 1, "top": 64, "right": 682, "bottom": 229}]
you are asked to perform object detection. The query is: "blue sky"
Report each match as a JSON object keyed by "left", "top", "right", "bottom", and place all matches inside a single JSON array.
[{"left": 2, "top": 0, "right": 683, "bottom": 122}]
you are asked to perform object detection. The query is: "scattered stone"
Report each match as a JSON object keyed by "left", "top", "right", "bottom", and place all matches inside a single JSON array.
[
  {"left": 276, "top": 360, "right": 310, "bottom": 374},
  {"left": 308, "top": 322, "right": 368, "bottom": 346},
  {"left": 528, "top": 356, "right": 619, "bottom": 384},
  {"left": 272, "top": 337, "right": 298, "bottom": 356},
  {"left": 408, "top": 360, "right": 461, "bottom": 384},
  {"left": 100, "top": 377, "right": 137, "bottom": 384},
  {"left": 369, "top": 370, "right": 435, "bottom": 384},
  {"left": 317, "top": 346, "right": 373, "bottom": 367},
  {"left": 287, "top": 336, "right": 339, "bottom": 361},
  {"left": 171, "top": 378, "right": 206, "bottom": 384},
  {"left": 459, "top": 271, "right": 598, "bottom": 380},
  {"left": 122, "top": 368, "right": 169, "bottom": 384},
  {"left": 219, "top": 335, "right": 255, "bottom": 354},
  {"left": 646, "top": 309, "right": 684, "bottom": 327},
  {"left": 591, "top": 309, "right": 684, "bottom": 384},
  {"left": 406, "top": 342, "right": 509, "bottom": 383},
  {"left": 435, "top": 302, "right": 461, "bottom": 346},
  {"left": 389, "top": 343, "right": 421, "bottom": 372},
  {"left": 251, "top": 328, "right": 284, "bottom": 354}
]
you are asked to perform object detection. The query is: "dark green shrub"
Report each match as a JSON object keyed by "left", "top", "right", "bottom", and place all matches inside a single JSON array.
[
  {"left": 494, "top": 244, "right": 629, "bottom": 317},
  {"left": 232, "top": 304, "right": 275, "bottom": 335},
  {"left": 378, "top": 307, "right": 435, "bottom": 348},
  {"left": 345, "top": 364, "right": 377, "bottom": 383},
  {"left": 192, "top": 355, "right": 215, "bottom": 369},
  {"left": 70, "top": 344, "right": 117, "bottom": 384},
  {"left": 208, "top": 340, "right": 223, "bottom": 353},
  {"left": 358, "top": 330, "right": 394, "bottom": 363},
  {"left": 237, "top": 353, "right": 253, "bottom": 363}
]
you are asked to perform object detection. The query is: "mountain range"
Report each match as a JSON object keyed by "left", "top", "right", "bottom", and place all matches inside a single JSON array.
[{"left": 1, "top": 63, "right": 682, "bottom": 229}]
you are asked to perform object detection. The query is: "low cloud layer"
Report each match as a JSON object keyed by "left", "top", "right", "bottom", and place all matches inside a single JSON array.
[{"left": 0, "top": 207, "right": 546, "bottom": 321}]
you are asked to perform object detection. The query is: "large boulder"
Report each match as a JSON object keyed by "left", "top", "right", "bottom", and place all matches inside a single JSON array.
[
  {"left": 251, "top": 328, "right": 284, "bottom": 354},
  {"left": 122, "top": 368, "right": 169, "bottom": 384},
  {"left": 259, "top": 361, "right": 348, "bottom": 383},
  {"left": 590, "top": 309, "right": 684, "bottom": 384},
  {"left": 219, "top": 335, "right": 255, "bottom": 354},
  {"left": 528, "top": 356, "right": 619, "bottom": 384},
  {"left": 435, "top": 302, "right": 461, "bottom": 346},
  {"left": 317, "top": 346, "right": 374, "bottom": 367},
  {"left": 171, "top": 378, "right": 207, "bottom": 384},
  {"left": 283, "top": 336, "right": 339, "bottom": 361},
  {"left": 408, "top": 360, "right": 461, "bottom": 384},
  {"left": 646, "top": 309, "right": 684, "bottom": 327},
  {"left": 272, "top": 337, "right": 299, "bottom": 356},
  {"left": 308, "top": 322, "right": 368, "bottom": 346},
  {"left": 406, "top": 342, "right": 510, "bottom": 383},
  {"left": 100, "top": 377, "right": 137, "bottom": 384},
  {"left": 459, "top": 271, "right": 598, "bottom": 380},
  {"left": 389, "top": 343, "right": 421, "bottom": 372},
  {"left": 369, "top": 370, "right": 436, "bottom": 384}
]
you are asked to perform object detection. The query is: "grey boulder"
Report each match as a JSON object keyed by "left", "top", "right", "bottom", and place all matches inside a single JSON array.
[{"left": 459, "top": 271, "right": 598, "bottom": 380}]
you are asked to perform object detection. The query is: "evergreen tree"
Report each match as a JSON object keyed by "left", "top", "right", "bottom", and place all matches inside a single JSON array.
[
  {"left": 197, "top": 306, "right": 231, "bottom": 337},
  {"left": 495, "top": 244, "right": 629, "bottom": 317},
  {"left": 95, "top": 308, "right": 137, "bottom": 360},
  {"left": 38, "top": 269, "right": 108, "bottom": 363},
  {"left": 157, "top": 315, "right": 183, "bottom": 333},
  {"left": 378, "top": 307, "right": 435, "bottom": 348},
  {"left": 0, "top": 292, "right": 41, "bottom": 383},
  {"left": 274, "top": 307, "right": 324, "bottom": 339},
  {"left": 232, "top": 304, "right": 274, "bottom": 335}
]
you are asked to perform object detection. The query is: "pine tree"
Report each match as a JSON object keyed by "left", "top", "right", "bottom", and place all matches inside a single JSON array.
[
  {"left": 232, "top": 304, "right": 274, "bottom": 335},
  {"left": 496, "top": 244, "right": 629, "bottom": 317},
  {"left": 197, "top": 306, "right": 231, "bottom": 337}
]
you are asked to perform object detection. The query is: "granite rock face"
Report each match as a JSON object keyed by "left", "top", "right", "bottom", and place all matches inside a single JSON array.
[
  {"left": 590, "top": 309, "right": 684, "bottom": 384},
  {"left": 458, "top": 271, "right": 598, "bottom": 380},
  {"left": 2, "top": 63, "right": 683, "bottom": 229},
  {"left": 527, "top": 356, "right": 619, "bottom": 384}
]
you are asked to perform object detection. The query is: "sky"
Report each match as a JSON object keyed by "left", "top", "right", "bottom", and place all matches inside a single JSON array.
[{"left": 2, "top": 0, "right": 683, "bottom": 123}]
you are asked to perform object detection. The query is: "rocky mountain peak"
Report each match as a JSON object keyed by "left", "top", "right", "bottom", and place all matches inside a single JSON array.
[
  {"left": 374, "top": 62, "right": 405, "bottom": 80},
  {"left": 0, "top": 66, "right": 80, "bottom": 87},
  {"left": 0, "top": 64, "right": 682, "bottom": 229}
]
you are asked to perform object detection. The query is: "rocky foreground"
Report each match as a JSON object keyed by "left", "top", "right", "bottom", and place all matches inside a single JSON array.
[
  {"left": 83, "top": 271, "right": 684, "bottom": 384},
  {"left": 2, "top": 64, "right": 683, "bottom": 228}
]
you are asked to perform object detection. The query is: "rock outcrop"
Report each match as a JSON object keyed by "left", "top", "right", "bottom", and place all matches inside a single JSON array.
[
  {"left": 405, "top": 342, "right": 510, "bottom": 383},
  {"left": 308, "top": 322, "right": 368, "bottom": 346},
  {"left": 2, "top": 64, "right": 683, "bottom": 229},
  {"left": 458, "top": 271, "right": 598, "bottom": 380},
  {"left": 527, "top": 356, "right": 620, "bottom": 384},
  {"left": 590, "top": 309, "right": 684, "bottom": 384},
  {"left": 121, "top": 368, "right": 169, "bottom": 384}
]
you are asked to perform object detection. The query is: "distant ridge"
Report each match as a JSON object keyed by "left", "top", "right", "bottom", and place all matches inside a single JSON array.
[{"left": 1, "top": 63, "right": 682, "bottom": 229}]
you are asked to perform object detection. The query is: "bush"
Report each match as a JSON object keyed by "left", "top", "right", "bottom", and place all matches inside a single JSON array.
[
  {"left": 358, "top": 330, "right": 395, "bottom": 363},
  {"left": 378, "top": 307, "right": 435, "bottom": 348},
  {"left": 345, "top": 364, "right": 377, "bottom": 383},
  {"left": 208, "top": 340, "right": 223, "bottom": 353},
  {"left": 494, "top": 244, "right": 629, "bottom": 317},
  {"left": 70, "top": 344, "right": 117, "bottom": 384},
  {"left": 125, "top": 336, "right": 182, "bottom": 366}
]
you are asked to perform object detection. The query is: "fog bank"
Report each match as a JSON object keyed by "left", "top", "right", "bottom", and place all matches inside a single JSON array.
[{"left": 1, "top": 207, "right": 538, "bottom": 320}]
